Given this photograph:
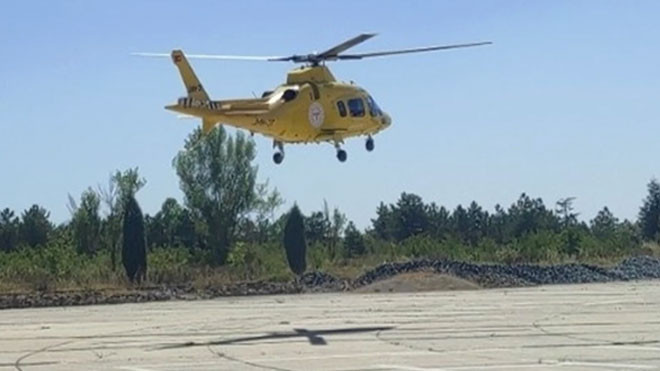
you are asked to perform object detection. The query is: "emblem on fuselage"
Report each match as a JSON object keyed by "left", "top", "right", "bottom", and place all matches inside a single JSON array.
[{"left": 308, "top": 102, "right": 324, "bottom": 129}]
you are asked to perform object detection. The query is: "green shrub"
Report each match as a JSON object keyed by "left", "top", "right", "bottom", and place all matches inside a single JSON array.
[{"left": 148, "top": 247, "right": 193, "bottom": 284}]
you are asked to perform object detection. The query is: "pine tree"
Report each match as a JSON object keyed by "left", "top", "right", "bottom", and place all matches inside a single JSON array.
[
  {"left": 452, "top": 205, "right": 470, "bottom": 243},
  {"left": 371, "top": 202, "right": 394, "bottom": 241},
  {"left": 466, "top": 201, "right": 487, "bottom": 246},
  {"left": 590, "top": 206, "right": 618, "bottom": 239},
  {"left": 343, "top": 221, "right": 366, "bottom": 258},
  {"left": 427, "top": 203, "right": 450, "bottom": 240},
  {"left": 283, "top": 205, "right": 307, "bottom": 276},
  {"left": 556, "top": 197, "right": 579, "bottom": 228},
  {"left": 18, "top": 205, "right": 53, "bottom": 248},
  {"left": 394, "top": 193, "right": 429, "bottom": 241},
  {"left": 305, "top": 211, "right": 330, "bottom": 245}
]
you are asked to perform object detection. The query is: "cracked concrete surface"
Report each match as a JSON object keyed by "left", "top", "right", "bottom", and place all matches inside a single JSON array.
[{"left": 1, "top": 281, "right": 659, "bottom": 370}]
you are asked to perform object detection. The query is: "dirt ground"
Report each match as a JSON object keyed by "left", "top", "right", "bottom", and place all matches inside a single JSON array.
[{"left": 354, "top": 271, "right": 480, "bottom": 293}]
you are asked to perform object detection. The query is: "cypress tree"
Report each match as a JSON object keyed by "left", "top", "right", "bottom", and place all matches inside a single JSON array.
[
  {"left": 639, "top": 179, "right": 660, "bottom": 241},
  {"left": 283, "top": 205, "right": 306, "bottom": 276},
  {"left": 122, "top": 195, "right": 147, "bottom": 282}
]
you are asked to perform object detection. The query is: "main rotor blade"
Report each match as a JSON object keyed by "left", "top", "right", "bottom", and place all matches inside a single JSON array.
[
  {"left": 316, "top": 33, "right": 377, "bottom": 59},
  {"left": 336, "top": 41, "right": 492, "bottom": 60},
  {"left": 132, "top": 52, "right": 286, "bottom": 61}
]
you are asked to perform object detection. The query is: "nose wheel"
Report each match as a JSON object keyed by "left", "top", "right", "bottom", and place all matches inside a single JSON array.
[
  {"left": 365, "top": 136, "right": 375, "bottom": 152},
  {"left": 273, "top": 141, "right": 285, "bottom": 165}
]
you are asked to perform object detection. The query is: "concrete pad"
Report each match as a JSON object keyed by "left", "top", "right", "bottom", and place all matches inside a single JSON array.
[{"left": 1, "top": 281, "right": 659, "bottom": 370}]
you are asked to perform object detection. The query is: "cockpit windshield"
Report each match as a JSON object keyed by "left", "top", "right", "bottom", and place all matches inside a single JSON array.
[{"left": 366, "top": 95, "right": 382, "bottom": 117}]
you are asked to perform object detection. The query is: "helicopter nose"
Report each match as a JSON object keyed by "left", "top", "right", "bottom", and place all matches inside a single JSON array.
[{"left": 381, "top": 113, "right": 392, "bottom": 127}]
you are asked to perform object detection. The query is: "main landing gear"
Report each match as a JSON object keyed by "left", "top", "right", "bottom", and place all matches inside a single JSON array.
[
  {"left": 272, "top": 141, "right": 285, "bottom": 165},
  {"left": 333, "top": 136, "right": 375, "bottom": 163},
  {"left": 273, "top": 136, "right": 375, "bottom": 164},
  {"left": 337, "top": 149, "right": 347, "bottom": 162},
  {"left": 334, "top": 142, "right": 347, "bottom": 163}
]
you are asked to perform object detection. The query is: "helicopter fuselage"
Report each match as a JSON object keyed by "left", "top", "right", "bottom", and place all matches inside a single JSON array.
[{"left": 166, "top": 65, "right": 391, "bottom": 144}]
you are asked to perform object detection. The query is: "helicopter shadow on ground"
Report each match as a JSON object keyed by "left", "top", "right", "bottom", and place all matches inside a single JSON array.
[{"left": 154, "top": 326, "right": 394, "bottom": 349}]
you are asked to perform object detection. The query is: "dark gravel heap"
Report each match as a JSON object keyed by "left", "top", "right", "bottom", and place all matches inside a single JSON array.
[
  {"left": 352, "top": 256, "right": 660, "bottom": 288},
  {"left": 299, "top": 271, "right": 349, "bottom": 292},
  {"left": 2, "top": 256, "right": 660, "bottom": 309},
  {"left": 607, "top": 256, "right": 660, "bottom": 280},
  {"left": 0, "top": 281, "right": 309, "bottom": 310}
]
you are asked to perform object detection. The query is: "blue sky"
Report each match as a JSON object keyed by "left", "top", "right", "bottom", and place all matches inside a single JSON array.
[{"left": 1, "top": 1, "right": 659, "bottom": 227}]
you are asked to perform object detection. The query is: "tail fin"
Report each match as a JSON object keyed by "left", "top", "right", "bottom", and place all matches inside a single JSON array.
[{"left": 171, "top": 50, "right": 210, "bottom": 101}]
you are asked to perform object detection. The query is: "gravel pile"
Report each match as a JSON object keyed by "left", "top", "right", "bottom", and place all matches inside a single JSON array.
[
  {"left": 0, "top": 281, "right": 303, "bottom": 310},
  {"left": 2, "top": 256, "right": 660, "bottom": 309},
  {"left": 353, "top": 256, "right": 660, "bottom": 289},
  {"left": 607, "top": 256, "right": 660, "bottom": 280},
  {"left": 1, "top": 289, "right": 185, "bottom": 309},
  {"left": 299, "top": 271, "right": 349, "bottom": 292}
]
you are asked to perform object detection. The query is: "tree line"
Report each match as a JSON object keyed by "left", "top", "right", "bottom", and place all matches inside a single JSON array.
[{"left": 2, "top": 126, "right": 660, "bottom": 281}]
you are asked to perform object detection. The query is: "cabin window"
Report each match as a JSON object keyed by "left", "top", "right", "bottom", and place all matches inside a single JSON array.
[
  {"left": 348, "top": 98, "right": 365, "bottom": 117},
  {"left": 337, "top": 101, "right": 347, "bottom": 117}
]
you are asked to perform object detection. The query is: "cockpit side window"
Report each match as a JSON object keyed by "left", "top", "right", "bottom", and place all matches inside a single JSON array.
[
  {"left": 366, "top": 95, "right": 382, "bottom": 117},
  {"left": 348, "top": 98, "right": 365, "bottom": 117},
  {"left": 337, "top": 101, "right": 347, "bottom": 117}
]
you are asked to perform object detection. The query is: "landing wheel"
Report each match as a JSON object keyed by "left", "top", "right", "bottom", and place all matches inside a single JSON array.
[
  {"left": 273, "top": 152, "right": 284, "bottom": 165},
  {"left": 336, "top": 149, "right": 347, "bottom": 163},
  {"left": 366, "top": 137, "right": 375, "bottom": 152},
  {"left": 272, "top": 140, "right": 284, "bottom": 165}
]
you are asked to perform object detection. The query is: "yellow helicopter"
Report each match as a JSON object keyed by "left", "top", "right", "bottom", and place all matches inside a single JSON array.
[{"left": 136, "top": 34, "right": 490, "bottom": 164}]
